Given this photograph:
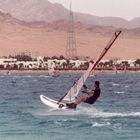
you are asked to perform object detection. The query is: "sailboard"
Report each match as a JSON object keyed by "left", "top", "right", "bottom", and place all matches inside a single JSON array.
[
  {"left": 40, "top": 31, "right": 122, "bottom": 109},
  {"left": 48, "top": 63, "right": 59, "bottom": 77},
  {"left": 90, "top": 70, "right": 96, "bottom": 77},
  {"left": 40, "top": 95, "right": 67, "bottom": 109}
]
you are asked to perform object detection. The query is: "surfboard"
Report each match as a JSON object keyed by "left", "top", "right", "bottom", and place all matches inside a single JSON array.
[{"left": 40, "top": 95, "right": 67, "bottom": 109}]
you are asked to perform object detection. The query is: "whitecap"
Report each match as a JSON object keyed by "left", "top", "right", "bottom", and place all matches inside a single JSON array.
[
  {"left": 92, "top": 122, "right": 111, "bottom": 127},
  {"left": 114, "top": 91, "right": 125, "bottom": 94},
  {"left": 39, "top": 75, "right": 50, "bottom": 78},
  {"left": 89, "top": 111, "right": 140, "bottom": 118},
  {"left": 32, "top": 105, "right": 140, "bottom": 119},
  {"left": 112, "top": 83, "right": 120, "bottom": 86}
]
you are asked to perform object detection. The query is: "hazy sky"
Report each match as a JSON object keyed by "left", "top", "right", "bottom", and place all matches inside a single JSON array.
[{"left": 48, "top": 0, "right": 140, "bottom": 20}]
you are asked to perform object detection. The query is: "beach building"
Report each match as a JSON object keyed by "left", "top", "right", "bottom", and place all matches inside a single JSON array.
[
  {"left": 70, "top": 60, "right": 87, "bottom": 68},
  {"left": 0, "top": 58, "right": 17, "bottom": 69}
]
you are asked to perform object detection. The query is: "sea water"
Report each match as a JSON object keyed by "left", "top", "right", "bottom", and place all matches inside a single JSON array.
[{"left": 0, "top": 72, "right": 140, "bottom": 140}]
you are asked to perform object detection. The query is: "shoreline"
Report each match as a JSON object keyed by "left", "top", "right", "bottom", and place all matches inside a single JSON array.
[{"left": 0, "top": 69, "right": 140, "bottom": 74}]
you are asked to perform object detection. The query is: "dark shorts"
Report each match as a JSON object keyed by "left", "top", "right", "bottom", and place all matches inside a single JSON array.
[{"left": 84, "top": 97, "right": 95, "bottom": 104}]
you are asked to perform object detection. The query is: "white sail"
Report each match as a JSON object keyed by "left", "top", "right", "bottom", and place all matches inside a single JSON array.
[
  {"left": 48, "top": 62, "right": 58, "bottom": 76},
  {"left": 58, "top": 31, "right": 122, "bottom": 103},
  {"left": 63, "top": 63, "right": 93, "bottom": 101}
]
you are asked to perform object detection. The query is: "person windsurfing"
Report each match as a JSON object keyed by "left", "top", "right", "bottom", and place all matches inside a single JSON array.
[{"left": 59, "top": 81, "right": 101, "bottom": 109}]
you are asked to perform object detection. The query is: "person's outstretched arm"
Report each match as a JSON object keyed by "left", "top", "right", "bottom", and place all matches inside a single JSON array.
[{"left": 82, "top": 88, "right": 94, "bottom": 94}]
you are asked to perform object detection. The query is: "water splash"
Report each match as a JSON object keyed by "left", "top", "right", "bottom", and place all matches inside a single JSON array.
[{"left": 33, "top": 105, "right": 140, "bottom": 118}]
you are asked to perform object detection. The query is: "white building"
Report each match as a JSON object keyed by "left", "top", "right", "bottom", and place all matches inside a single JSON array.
[
  {"left": 16, "top": 61, "right": 39, "bottom": 69},
  {"left": 0, "top": 58, "right": 17, "bottom": 68},
  {"left": 0, "top": 58, "right": 17, "bottom": 64},
  {"left": 47, "top": 59, "right": 67, "bottom": 68},
  {"left": 116, "top": 59, "right": 135, "bottom": 67},
  {"left": 70, "top": 60, "right": 87, "bottom": 68}
]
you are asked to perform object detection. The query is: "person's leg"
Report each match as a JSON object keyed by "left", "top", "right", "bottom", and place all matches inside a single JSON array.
[
  {"left": 75, "top": 96, "right": 86, "bottom": 105},
  {"left": 65, "top": 96, "right": 86, "bottom": 109}
]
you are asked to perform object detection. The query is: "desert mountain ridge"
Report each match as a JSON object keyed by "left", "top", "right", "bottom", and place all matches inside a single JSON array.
[
  {"left": 0, "top": 9, "right": 140, "bottom": 60},
  {"left": 0, "top": 0, "right": 140, "bottom": 29}
]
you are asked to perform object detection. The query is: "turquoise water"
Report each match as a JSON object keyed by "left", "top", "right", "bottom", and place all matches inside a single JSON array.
[{"left": 0, "top": 73, "right": 140, "bottom": 140}]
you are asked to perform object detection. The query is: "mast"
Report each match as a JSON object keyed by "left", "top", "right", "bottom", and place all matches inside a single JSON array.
[{"left": 58, "top": 31, "right": 122, "bottom": 103}]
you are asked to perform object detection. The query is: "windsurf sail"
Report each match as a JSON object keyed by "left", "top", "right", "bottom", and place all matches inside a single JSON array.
[
  {"left": 58, "top": 31, "right": 122, "bottom": 103},
  {"left": 48, "top": 62, "right": 58, "bottom": 76}
]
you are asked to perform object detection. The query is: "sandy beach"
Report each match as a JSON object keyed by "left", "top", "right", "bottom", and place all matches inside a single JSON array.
[{"left": 0, "top": 69, "right": 140, "bottom": 75}]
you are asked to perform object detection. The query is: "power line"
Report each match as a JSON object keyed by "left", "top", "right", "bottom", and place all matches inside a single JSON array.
[{"left": 65, "top": 3, "right": 77, "bottom": 59}]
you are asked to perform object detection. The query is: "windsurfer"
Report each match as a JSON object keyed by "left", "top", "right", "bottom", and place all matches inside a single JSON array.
[
  {"left": 65, "top": 81, "right": 101, "bottom": 109},
  {"left": 58, "top": 31, "right": 121, "bottom": 109}
]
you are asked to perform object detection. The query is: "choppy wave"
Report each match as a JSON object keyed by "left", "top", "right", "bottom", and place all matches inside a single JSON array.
[
  {"left": 125, "top": 85, "right": 129, "bottom": 88},
  {"left": 90, "top": 111, "right": 140, "bottom": 118},
  {"left": 0, "top": 74, "right": 50, "bottom": 78},
  {"left": 91, "top": 122, "right": 111, "bottom": 127},
  {"left": 33, "top": 105, "right": 140, "bottom": 118},
  {"left": 1, "top": 73, "right": 140, "bottom": 140},
  {"left": 78, "top": 106, "right": 140, "bottom": 118},
  {"left": 39, "top": 75, "right": 50, "bottom": 78},
  {"left": 112, "top": 83, "right": 120, "bottom": 86},
  {"left": 114, "top": 91, "right": 125, "bottom": 94}
]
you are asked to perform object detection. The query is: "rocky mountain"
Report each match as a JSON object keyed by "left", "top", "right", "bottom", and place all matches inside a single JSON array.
[
  {"left": 127, "top": 17, "right": 140, "bottom": 29},
  {"left": 0, "top": 0, "right": 68, "bottom": 22},
  {"left": 0, "top": 0, "right": 140, "bottom": 29},
  {"left": 0, "top": 9, "right": 140, "bottom": 59}
]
